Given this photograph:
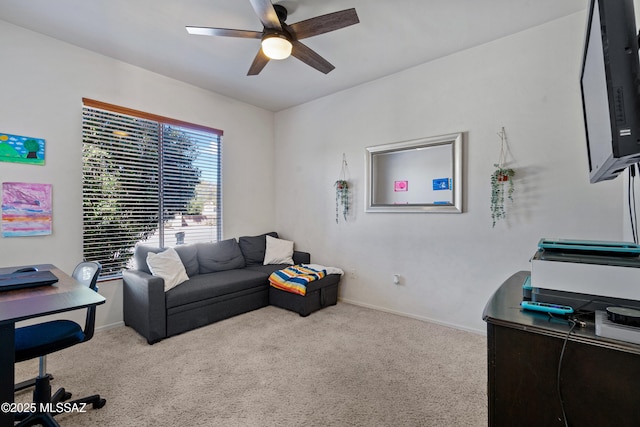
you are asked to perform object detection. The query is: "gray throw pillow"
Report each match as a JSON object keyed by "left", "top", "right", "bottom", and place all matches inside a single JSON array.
[
  {"left": 133, "top": 245, "right": 165, "bottom": 275},
  {"left": 197, "top": 239, "right": 246, "bottom": 273},
  {"left": 174, "top": 244, "right": 199, "bottom": 277},
  {"left": 238, "top": 232, "right": 278, "bottom": 266}
]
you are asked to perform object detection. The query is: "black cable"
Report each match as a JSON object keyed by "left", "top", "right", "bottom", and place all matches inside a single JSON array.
[
  {"left": 627, "top": 167, "right": 636, "bottom": 243},
  {"left": 629, "top": 167, "right": 637, "bottom": 244},
  {"left": 633, "top": 166, "right": 638, "bottom": 243},
  {"left": 554, "top": 316, "right": 577, "bottom": 427}
]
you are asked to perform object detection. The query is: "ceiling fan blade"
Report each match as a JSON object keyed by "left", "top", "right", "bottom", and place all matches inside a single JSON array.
[
  {"left": 186, "top": 26, "right": 263, "bottom": 39},
  {"left": 247, "top": 48, "right": 270, "bottom": 75},
  {"left": 291, "top": 40, "right": 335, "bottom": 74},
  {"left": 248, "top": 0, "right": 282, "bottom": 30},
  {"left": 288, "top": 8, "right": 359, "bottom": 40}
]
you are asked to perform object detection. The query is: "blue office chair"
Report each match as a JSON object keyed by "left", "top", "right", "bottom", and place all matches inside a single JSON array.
[{"left": 13, "top": 262, "right": 106, "bottom": 426}]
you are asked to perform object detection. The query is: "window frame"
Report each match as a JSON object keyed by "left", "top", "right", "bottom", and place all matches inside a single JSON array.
[{"left": 82, "top": 98, "right": 223, "bottom": 278}]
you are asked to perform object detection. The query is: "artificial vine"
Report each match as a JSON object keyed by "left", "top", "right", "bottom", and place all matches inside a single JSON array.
[
  {"left": 490, "top": 127, "right": 515, "bottom": 227},
  {"left": 335, "top": 154, "right": 350, "bottom": 223}
]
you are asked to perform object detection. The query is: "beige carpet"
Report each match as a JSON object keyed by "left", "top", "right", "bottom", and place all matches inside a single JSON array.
[{"left": 15, "top": 303, "right": 487, "bottom": 426}]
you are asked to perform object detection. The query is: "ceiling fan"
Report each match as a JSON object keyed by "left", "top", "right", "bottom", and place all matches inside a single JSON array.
[{"left": 186, "top": 0, "right": 359, "bottom": 76}]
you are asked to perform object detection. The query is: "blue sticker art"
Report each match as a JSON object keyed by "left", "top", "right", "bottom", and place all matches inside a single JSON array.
[{"left": 432, "top": 178, "right": 451, "bottom": 191}]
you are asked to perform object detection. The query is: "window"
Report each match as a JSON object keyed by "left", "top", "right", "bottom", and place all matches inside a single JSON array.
[{"left": 82, "top": 99, "right": 222, "bottom": 278}]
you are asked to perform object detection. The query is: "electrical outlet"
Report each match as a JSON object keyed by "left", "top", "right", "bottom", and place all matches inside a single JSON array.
[{"left": 347, "top": 268, "right": 358, "bottom": 280}]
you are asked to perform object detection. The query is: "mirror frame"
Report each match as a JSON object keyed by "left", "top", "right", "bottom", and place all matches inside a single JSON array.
[{"left": 365, "top": 132, "right": 463, "bottom": 213}]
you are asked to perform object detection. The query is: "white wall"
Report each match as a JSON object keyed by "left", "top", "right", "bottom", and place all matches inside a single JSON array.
[
  {"left": 274, "top": 12, "right": 622, "bottom": 333},
  {"left": 0, "top": 20, "right": 276, "bottom": 328}
]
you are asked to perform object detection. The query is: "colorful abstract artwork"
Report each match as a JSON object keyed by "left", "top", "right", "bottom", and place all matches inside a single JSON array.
[
  {"left": 2, "top": 182, "right": 52, "bottom": 237},
  {"left": 0, "top": 132, "right": 45, "bottom": 165}
]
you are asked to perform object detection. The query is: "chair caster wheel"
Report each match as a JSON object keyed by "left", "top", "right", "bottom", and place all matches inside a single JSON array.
[
  {"left": 93, "top": 398, "right": 106, "bottom": 409},
  {"left": 62, "top": 391, "right": 73, "bottom": 401}
]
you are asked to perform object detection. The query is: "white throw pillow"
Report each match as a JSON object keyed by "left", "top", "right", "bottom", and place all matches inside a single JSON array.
[
  {"left": 146, "top": 248, "right": 190, "bottom": 292},
  {"left": 263, "top": 235, "right": 294, "bottom": 265}
]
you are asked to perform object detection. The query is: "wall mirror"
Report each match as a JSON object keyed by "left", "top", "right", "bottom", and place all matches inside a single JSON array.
[{"left": 365, "top": 132, "right": 463, "bottom": 213}]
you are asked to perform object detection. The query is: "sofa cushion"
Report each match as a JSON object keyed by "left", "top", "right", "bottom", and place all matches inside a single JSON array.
[
  {"left": 263, "top": 235, "right": 294, "bottom": 265},
  {"left": 245, "top": 263, "right": 294, "bottom": 275},
  {"left": 146, "top": 248, "right": 190, "bottom": 292},
  {"left": 174, "top": 244, "right": 199, "bottom": 277},
  {"left": 165, "top": 269, "right": 269, "bottom": 309},
  {"left": 133, "top": 245, "right": 165, "bottom": 275},
  {"left": 197, "top": 239, "right": 246, "bottom": 274},
  {"left": 238, "top": 232, "right": 278, "bottom": 266}
]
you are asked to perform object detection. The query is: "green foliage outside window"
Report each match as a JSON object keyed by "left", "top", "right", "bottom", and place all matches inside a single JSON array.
[{"left": 82, "top": 109, "right": 214, "bottom": 277}]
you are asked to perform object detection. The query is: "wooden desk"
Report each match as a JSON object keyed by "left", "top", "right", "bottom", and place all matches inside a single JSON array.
[
  {"left": 483, "top": 271, "right": 640, "bottom": 426},
  {"left": 0, "top": 264, "right": 105, "bottom": 427}
]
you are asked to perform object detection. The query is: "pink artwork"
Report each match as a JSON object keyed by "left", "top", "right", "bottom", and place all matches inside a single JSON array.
[
  {"left": 2, "top": 182, "right": 52, "bottom": 237},
  {"left": 394, "top": 181, "right": 408, "bottom": 192}
]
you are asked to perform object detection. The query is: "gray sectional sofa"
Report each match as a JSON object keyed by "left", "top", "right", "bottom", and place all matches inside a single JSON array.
[{"left": 123, "top": 232, "right": 340, "bottom": 344}]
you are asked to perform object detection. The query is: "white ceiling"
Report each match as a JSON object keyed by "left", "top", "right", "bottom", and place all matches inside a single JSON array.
[{"left": 0, "top": 0, "right": 587, "bottom": 111}]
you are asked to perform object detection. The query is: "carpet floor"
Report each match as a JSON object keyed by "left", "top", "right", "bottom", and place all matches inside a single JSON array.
[{"left": 15, "top": 303, "right": 487, "bottom": 426}]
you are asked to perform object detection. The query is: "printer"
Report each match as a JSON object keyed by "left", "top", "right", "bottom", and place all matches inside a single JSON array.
[{"left": 528, "top": 238, "right": 640, "bottom": 312}]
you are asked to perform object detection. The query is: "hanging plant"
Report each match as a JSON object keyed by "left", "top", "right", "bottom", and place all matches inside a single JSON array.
[
  {"left": 335, "top": 179, "right": 349, "bottom": 223},
  {"left": 490, "top": 166, "right": 515, "bottom": 227},
  {"left": 490, "top": 127, "right": 516, "bottom": 227},
  {"left": 335, "top": 154, "right": 350, "bottom": 223}
]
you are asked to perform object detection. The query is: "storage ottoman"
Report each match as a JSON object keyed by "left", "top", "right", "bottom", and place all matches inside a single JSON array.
[{"left": 269, "top": 274, "right": 341, "bottom": 316}]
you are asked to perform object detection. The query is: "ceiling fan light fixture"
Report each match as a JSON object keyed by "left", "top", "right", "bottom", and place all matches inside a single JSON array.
[{"left": 261, "top": 33, "right": 292, "bottom": 60}]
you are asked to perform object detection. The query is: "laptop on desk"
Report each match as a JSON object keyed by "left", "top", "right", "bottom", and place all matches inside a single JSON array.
[{"left": 0, "top": 270, "right": 59, "bottom": 292}]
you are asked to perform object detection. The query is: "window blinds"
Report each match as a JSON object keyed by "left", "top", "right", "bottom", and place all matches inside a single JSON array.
[{"left": 82, "top": 100, "right": 222, "bottom": 277}]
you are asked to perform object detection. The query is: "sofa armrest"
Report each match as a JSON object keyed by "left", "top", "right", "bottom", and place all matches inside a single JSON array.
[
  {"left": 122, "top": 269, "right": 167, "bottom": 344},
  {"left": 293, "top": 251, "right": 310, "bottom": 265}
]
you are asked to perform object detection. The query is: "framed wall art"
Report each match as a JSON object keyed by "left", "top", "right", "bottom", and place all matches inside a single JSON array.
[
  {"left": 2, "top": 182, "right": 53, "bottom": 237},
  {"left": 0, "top": 132, "right": 46, "bottom": 165}
]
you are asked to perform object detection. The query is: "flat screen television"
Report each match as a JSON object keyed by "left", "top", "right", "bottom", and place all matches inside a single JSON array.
[{"left": 580, "top": 0, "right": 640, "bottom": 183}]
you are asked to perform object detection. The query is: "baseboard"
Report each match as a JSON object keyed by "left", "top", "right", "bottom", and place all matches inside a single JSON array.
[
  {"left": 95, "top": 321, "right": 124, "bottom": 332},
  {"left": 94, "top": 306, "right": 486, "bottom": 337},
  {"left": 338, "top": 297, "right": 486, "bottom": 336}
]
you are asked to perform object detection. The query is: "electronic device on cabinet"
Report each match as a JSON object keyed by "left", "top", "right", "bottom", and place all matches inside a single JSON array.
[{"left": 528, "top": 238, "right": 640, "bottom": 312}]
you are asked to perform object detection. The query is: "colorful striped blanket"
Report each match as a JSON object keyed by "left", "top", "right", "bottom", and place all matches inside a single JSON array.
[{"left": 268, "top": 264, "right": 327, "bottom": 296}]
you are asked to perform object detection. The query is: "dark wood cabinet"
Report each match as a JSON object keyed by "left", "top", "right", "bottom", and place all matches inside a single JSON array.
[{"left": 483, "top": 271, "right": 640, "bottom": 427}]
